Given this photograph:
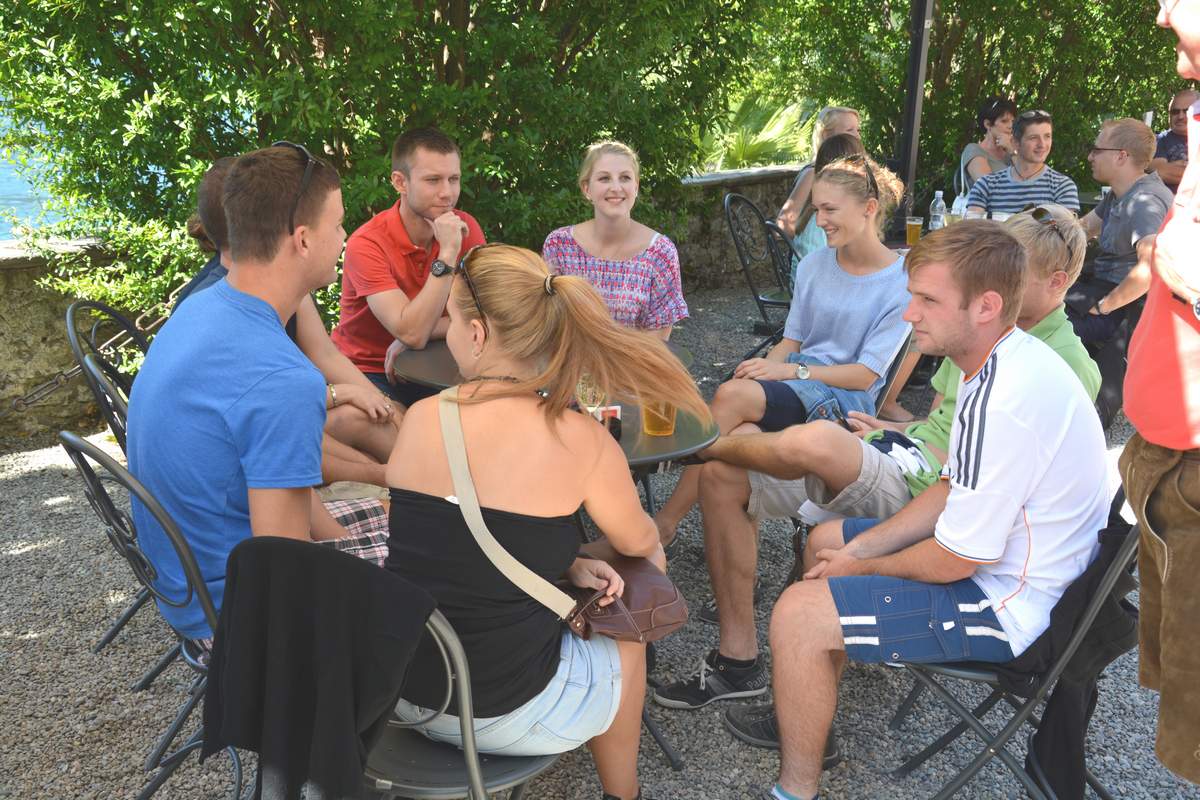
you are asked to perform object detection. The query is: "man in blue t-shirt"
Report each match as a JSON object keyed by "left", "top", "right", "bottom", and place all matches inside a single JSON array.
[
  {"left": 1150, "top": 88, "right": 1197, "bottom": 193},
  {"left": 128, "top": 145, "right": 354, "bottom": 639}
]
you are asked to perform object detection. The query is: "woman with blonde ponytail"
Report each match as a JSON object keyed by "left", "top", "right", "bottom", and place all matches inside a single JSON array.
[{"left": 384, "top": 244, "right": 709, "bottom": 800}]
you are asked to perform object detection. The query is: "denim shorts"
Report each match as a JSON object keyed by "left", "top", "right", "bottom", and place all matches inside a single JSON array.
[
  {"left": 393, "top": 630, "right": 622, "bottom": 756},
  {"left": 825, "top": 517, "right": 1014, "bottom": 665},
  {"left": 755, "top": 353, "right": 875, "bottom": 432},
  {"left": 363, "top": 371, "right": 438, "bottom": 408}
]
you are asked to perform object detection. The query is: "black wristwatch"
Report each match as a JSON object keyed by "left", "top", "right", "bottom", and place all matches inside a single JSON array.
[{"left": 429, "top": 258, "right": 452, "bottom": 277}]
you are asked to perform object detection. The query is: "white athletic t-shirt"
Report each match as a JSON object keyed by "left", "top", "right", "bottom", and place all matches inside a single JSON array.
[{"left": 934, "top": 327, "right": 1109, "bottom": 655}]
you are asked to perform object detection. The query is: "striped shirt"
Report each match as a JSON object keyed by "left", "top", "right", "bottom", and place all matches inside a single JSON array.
[
  {"left": 965, "top": 165, "right": 1080, "bottom": 214},
  {"left": 933, "top": 327, "right": 1108, "bottom": 656}
]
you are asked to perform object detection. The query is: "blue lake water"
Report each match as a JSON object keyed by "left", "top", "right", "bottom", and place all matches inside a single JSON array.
[{"left": 0, "top": 157, "right": 49, "bottom": 241}]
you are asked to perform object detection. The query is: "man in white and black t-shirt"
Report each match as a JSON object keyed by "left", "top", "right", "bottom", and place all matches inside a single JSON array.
[
  {"left": 967, "top": 110, "right": 1081, "bottom": 215},
  {"left": 722, "top": 222, "right": 1109, "bottom": 800}
]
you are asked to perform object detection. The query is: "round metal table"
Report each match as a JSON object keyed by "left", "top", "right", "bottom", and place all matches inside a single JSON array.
[{"left": 389, "top": 339, "right": 713, "bottom": 471}]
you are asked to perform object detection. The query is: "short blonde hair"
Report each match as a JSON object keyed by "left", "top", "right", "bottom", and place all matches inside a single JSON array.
[
  {"left": 814, "top": 154, "right": 903, "bottom": 236},
  {"left": 812, "top": 106, "right": 860, "bottom": 154},
  {"left": 1004, "top": 204, "right": 1087, "bottom": 285},
  {"left": 1099, "top": 118, "right": 1156, "bottom": 168},
  {"left": 578, "top": 141, "right": 640, "bottom": 185},
  {"left": 905, "top": 220, "right": 1027, "bottom": 328}
]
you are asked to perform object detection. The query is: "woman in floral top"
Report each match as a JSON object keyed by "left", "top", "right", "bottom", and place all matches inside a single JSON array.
[{"left": 542, "top": 141, "right": 688, "bottom": 340}]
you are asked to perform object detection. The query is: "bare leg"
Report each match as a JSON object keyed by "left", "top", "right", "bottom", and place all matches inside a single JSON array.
[
  {"left": 769, "top": 580, "right": 846, "bottom": 799},
  {"left": 699, "top": 460, "right": 760, "bottom": 660},
  {"left": 702, "top": 421, "right": 863, "bottom": 492},
  {"left": 326, "top": 404, "right": 401, "bottom": 463},
  {"left": 588, "top": 638, "right": 646, "bottom": 800},
  {"left": 655, "top": 380, "right": 769, "bottom": 543},
  {"left": 320, "top": 434, "right": 387, "bottom": 486},
  {"left": 801, "top": 519, "right": 846, "bottom": 575}
]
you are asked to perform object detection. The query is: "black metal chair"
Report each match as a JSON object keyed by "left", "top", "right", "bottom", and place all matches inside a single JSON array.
[
  {"left": 725, "top": 193, "right": 791, "bottom": 333},
  {"left": 81, "top": 352, "right": 131, "bottom": 452},
  {"left": 57, "top": 431, "right": 243, "bottom": 799},
  {"left": 65, "top": 299, "right": 149, "bottom": 401},
  {"left": 364, "top": 610, "right": 560, "bottom": 799},
  {"left": 887, "top": 518, "right": 1139, "bottom": 799}
]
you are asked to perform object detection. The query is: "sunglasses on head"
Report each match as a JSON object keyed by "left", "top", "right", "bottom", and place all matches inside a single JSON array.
[
  {"left": 843, "top": 153, "right": 879, "bottom": 199},
  {"left": 1018, "top": 109, "right": 1052, "bottom": 121},
  {"left": 1020, "top": 204, "right": 1076, "bottom": 264},
  {"left": 271, "top": 140, "right": 321, "bottom": 234},
  {"left": 456, "top": 243, "right": 504, "bottom": 334}
]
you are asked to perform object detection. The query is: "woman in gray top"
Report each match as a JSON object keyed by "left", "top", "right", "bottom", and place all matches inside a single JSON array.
[{"left": 959, "top": 96, "right": 1017, "bottom": 192}]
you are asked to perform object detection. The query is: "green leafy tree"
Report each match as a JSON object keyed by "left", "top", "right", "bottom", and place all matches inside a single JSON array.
[
  {"left": 0, "top": 0, "right": 761, "bottom": 315},
  {"left": 755, "top": 0, "right": 1181, "bottom": 209}
]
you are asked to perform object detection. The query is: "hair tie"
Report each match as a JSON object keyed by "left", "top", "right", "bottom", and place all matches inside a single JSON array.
[{"left": 544, "top": 274, "right": 557, "bottom": 295}]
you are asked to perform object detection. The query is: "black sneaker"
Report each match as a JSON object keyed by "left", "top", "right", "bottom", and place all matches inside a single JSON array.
[
  {"left": 723, "top": 704, "right": 842, "bottom": 769},
  {"left": 697, "top": 577, "right": 765, "bottom": 626},
  {"left": 652, "top": 650, "right": 769, "bottom": 709}
]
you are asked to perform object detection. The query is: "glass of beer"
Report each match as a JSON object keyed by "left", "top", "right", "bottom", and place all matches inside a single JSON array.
[
  {"left": 945, "top": 212, "right": 962, "bottom": 226},
  {"left": 642, "top": 400, "right": 677, "bottom": 437},
  {"left": 906, "top": 217, "right": 923, "bottom": 246}
]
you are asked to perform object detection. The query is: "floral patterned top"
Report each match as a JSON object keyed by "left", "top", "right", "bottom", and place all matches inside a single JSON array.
[{"left": 541, "top": 226, "right": 689, "bottom": 330}]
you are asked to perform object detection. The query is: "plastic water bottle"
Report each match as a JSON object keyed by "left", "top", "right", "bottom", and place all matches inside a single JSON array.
[{"left": 929, "top": 191, "right": 947, "bottom": 231}]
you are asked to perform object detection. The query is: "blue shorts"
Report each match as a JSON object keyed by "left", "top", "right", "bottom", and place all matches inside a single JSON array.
[
  {"left": 825, "top": 517, "right": 1014, "bottom": 664},
  {"left": 755, "top": 354, "right": 874, "bottom": 432},
  {"left": 393, "top": 631, "right": 622, "bottom": 756}
]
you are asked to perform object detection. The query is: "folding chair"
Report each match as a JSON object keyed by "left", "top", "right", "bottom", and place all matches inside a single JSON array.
[
  {"left": 57, "top": 432, "right": 244, "bottom": 799},
  {"left": 365, "top": 610, "right": 560, "bottom": 799},
  {"left": 887, "top": 518, "right": 1139, "bottom": 799},
  {"left": 725, "top": 193, "right": 791, "bottom": 333}
]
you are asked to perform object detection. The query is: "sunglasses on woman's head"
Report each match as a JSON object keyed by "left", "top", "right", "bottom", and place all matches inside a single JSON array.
[
  {"left": 456, "top": 243, "right": 508, "bottom": 334},
  {"left": 843, "top": 153, "right": 879, "bottom": 199}
]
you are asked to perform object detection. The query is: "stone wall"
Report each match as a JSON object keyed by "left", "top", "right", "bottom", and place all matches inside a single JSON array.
[
  {"left": 0, "top": 242, "right": 103, "bottom": 440},
  {"left": 675, "top": 165, "right": 800, "bottom": 289}
]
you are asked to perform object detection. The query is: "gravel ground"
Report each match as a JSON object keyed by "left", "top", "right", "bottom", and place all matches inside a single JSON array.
[{"left": 1, "top": 287, "right": 1196, "bottom": 799}]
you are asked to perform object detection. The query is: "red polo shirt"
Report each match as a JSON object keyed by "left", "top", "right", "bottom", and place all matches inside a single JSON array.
[{"left": 331, "top": 200, "right": 485, "bottom": 373}]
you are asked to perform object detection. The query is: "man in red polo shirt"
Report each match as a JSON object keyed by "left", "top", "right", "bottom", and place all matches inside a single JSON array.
[
  {"left": 1117, "top": 1, "right": 1200, "bottom": 786},
  {"left": 332, "top": 127, "right": 486, "bottom": 406}
]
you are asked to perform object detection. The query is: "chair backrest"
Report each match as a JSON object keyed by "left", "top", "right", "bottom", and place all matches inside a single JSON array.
[
  {"left": 82, "top": 353, "right": 131, "bottom": 452},
  {"left": 763, "top": 220, "right": 799, "bottom": 293},
  {"left": 388, "top": 609, "right": 489, "bottom": 799},
  {"left": 874, "top": 328, "right": 914, "bottom": 414},
  {"left": 58, "top": 430, "right": 218, "bottom": 635},
  {"left": 65, "top": 299, "right": 150, "bottom": 397},
  {"left": 725, "top": 193, "right": 786, "bottom": 311}
]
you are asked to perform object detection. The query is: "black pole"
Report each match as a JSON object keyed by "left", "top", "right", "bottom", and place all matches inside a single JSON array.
[{"left": 892, "top": 0, "right": 935, "bottom": 236}]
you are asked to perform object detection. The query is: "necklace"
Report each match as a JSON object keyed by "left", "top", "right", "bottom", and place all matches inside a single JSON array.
[
  {"left": 1013, "top": 161, "right": 1045, "bottom": 182},
  {"left": 467, "top": 374, "right": 520, "bottom": 383}
]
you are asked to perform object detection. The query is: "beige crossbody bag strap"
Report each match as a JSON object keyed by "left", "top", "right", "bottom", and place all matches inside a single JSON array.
[{"left": 437, "top": 387, "right": 577, "bottom": 620}]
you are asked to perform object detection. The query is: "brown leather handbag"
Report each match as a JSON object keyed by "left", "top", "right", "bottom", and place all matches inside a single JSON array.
[{"left": 439, "top": 388, "right": 688, "bottom": 644}]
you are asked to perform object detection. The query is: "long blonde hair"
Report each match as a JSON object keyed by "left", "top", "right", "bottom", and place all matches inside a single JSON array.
[{"left": 452, "top": 245, "right": 710, "bottom": 426}]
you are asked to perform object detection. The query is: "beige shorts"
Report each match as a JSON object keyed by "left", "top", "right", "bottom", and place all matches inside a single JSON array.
[{"left": 747, "top": 438, "right": 913, "bottom": 521}]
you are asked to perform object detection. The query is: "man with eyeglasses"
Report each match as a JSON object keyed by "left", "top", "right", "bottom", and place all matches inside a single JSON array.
[
  {"left": 127, "top": 146, "right": 356, "bottom": 640},
  {"left": 332, "top": 127, "right": 486, "bottom": 408},
  {"left": 1068, "top": 118, "right": 1173, "bottom": 345},
  {"left": 1149, "top": 88, "right": 1198, "bottom": 192},
  {"left": 966, "top": 110, "right": 1080, "bottom": 216},
  {"left": 1116, "top": 0, "right": 1200, "bottom": 786}
]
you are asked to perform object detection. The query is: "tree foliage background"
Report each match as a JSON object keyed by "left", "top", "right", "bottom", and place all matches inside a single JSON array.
[
  {"left": 0, "top": 0, "right": 1186, "bottom": 314},
  {"left": 0, "top": 0, "right": 760, "bottom": 312},
  {"left": 753, "top": 0, "right": 1183, "bottom": 209}
]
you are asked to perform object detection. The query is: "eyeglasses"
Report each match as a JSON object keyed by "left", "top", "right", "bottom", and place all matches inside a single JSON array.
[
  {"left": 1021, "top": 204, "right": 1076, "bottom": 264},
  {"left": 272, "top": 140, "right": 319, "bottom": 234},
  {"left": 456, "top": 243, "right": 499, "bottom": 335},
  {"left": 1088, "top": 146, "right": 1125, "bottom": 155},
  {"left": 844, "top": 153, "right": 879, "bottom": 199}
]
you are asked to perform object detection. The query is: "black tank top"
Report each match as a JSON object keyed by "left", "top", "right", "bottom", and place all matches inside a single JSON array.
[{"left": 385, "top": 487, "right": 580, "bottom": 716}]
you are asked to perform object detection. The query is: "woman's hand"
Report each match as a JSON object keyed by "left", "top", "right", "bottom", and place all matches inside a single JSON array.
[
  {"left": 566, "top": 557, "right": 624, "bottom": 606},
  {"left": 733, "top": 358, "right": 798, "bottom": 382},
  {"left": 331, "top": 383, "right": 394, "bottom": 423}
]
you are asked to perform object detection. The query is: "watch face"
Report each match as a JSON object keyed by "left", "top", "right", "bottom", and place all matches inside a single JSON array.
[{"left": 430, "top": 259, "right": 450, "bottom": 277}]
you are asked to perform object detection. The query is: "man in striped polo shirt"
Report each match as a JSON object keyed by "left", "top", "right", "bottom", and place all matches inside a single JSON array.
[
  {"left": 967, "top": 110, "right": 1081, "bottom": 215},
  {"left": 722, "top": 223, "right": 1108, "bottom": 800}
]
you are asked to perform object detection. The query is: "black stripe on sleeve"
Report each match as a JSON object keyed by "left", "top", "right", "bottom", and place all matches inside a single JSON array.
[{"left": 968, "top": 354, "right": 998, "bottom": 490}]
